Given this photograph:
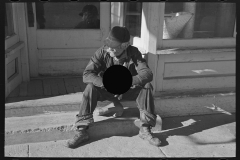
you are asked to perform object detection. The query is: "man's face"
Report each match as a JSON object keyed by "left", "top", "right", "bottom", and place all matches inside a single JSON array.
[{"left": 106, "top": 44, "right": 125, "bottom": 58}]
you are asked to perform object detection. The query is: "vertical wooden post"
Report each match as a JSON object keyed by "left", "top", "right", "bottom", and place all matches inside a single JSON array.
[
  {"left": 233, "top": 20, "right": 236, "bottom": 38},
  {"left": 18, "top": 3, "right": 30, "bottom": 82},
  {"left": 182, "top": 2, "right": 196, "bottom": 38},
  {"left": 5, "top": 55, "right": 8, "bottom": 98},
  {"left": 141, "top": 2, "right": 162, "bottom": 94},
  {"left": 215, "top": 3, "right": 236, "bottom": 37},
  {"left": 156, "top": 3, "right": 165, "bottom": 92},
  {"left": 157, "top": 3, "right": 165, "bottom": 48},
  {"left": 26, "top": 2, "right": 39, "bottom": 77}
]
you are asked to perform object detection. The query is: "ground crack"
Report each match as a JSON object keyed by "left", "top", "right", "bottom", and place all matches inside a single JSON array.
[
  {"left": 158, "top": 147, "right": 168, "bottom": 157},
  {"left": 27, "top": 145, "right": 30, "bottom": 157}
]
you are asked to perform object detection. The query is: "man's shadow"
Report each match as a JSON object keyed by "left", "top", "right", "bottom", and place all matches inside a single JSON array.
[
  {"left": 71, "top": 107, "right": 141, "bottom": 149},
  {"left": 70, "top": 107, "right": 235, "bottom": 149},
  {"left": 153, "top": 113, "right": 235, "bottom": 147}
]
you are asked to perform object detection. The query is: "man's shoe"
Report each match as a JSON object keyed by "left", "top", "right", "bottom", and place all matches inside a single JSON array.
[
  {"left": 65, "top": 129, "right": 89, "bottom": 148},
  {"left": 139, "top": 126, "right": 161, "bottom": 147}
]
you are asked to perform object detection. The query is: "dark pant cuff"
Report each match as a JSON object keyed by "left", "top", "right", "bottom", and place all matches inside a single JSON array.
[
  {"left": 139, "top": 110, "right": 157, "bottom": 127},
  {"left": 75, "top": 114, "right": 94, "bottom": 130}
]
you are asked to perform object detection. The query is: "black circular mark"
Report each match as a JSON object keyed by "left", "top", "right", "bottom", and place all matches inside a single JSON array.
[{"left": 103, "top": 65, "right": 132, "bottom": 95}]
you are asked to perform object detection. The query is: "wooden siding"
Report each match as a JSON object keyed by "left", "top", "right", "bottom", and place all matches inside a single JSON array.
[
  {"left": 161, "top": 48, "right": 235, "bottom": 61},
  {"left": 164, "top": 61, "right": 235, "bottom": 79},
  {"left": 38, "top": 59, "right": 89, "bottom": 76},
  {"left": 162, "top": 76, "right": 235, "bottom": 91},
  {"left": 36, "top": 30, "right": 103, "bottom": 49},
  {"left": 161, "top": 38, "right": 235, "bottom": 49},
  {"left": 39, "top": 49, "right": 96, "bottom": 59},
  {"left": 155, "top": 48, "right": 236, "bottom": 92}
]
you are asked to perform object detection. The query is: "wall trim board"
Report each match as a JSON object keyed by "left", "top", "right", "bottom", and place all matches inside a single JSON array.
[
  {"left": 38, "top": 48, "right": 98, "bottom": 60},
  {"left": 157, "top": 48, "right": 235, "bottom": 54},
  {"left": 163, "top": 60, "right": 235, "bottom": 78},
  {"left": 163, "top": 74, "right": 235, "bottom": 80},
  {"left": 162, "top": 76, "right": 235, "bottom": 91},
  {"left": 154, "top": 87, "right": 235, "bottom": 98},
  {"left": 161, "top": 38, "right": 235, "bottom": 49}
]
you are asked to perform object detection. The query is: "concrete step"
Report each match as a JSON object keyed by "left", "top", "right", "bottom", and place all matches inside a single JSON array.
[
  {"left": 5, "top": 88, "right": 235, "bottom": 118},
  {"left": 5, "top": 136, "right": 166, "bottom": 157},
  {"left": 5, "top": 108, "right": 162, "bottom": 146},
  {"left": 5, "top": 114, "right": 236, "bottom": 157}
]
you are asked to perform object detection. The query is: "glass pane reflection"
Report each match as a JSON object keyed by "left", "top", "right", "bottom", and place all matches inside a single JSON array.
[{"left": 36, "top": 2, "right": 100, "bottom": 29}]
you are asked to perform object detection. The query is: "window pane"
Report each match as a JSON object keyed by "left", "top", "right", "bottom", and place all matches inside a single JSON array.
[
  {"left": 124, "top": 3, "right": 142, "bottom": 37},
  {"left": 163, "top": 2, "right": 236, "bottom": 39},
  {"left": 36, "top": 2, "right": 100, "bottom": 29},
  {"left": 125, "top": 15, "right": 141, "bottom": 37},
  {"left": 5, "top": 3, "right": 15, "bottom": 39}
]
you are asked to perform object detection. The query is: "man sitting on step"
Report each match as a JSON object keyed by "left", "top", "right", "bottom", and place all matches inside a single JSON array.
[{"left": 66, "top": 26, "right": 161, "bottom": 148}]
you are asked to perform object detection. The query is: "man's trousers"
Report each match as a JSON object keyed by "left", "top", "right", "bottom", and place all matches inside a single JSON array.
[{"left": 74, "top": 82, "right": 157, "bottom": 130}]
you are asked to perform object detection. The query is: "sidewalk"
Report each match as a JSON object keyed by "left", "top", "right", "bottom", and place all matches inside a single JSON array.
[
  {"left": 5, "top": 113, "right": 235, "bottom": 157},
  {"left": 5, "top": 90, "right": 236, "bottom": 118}
]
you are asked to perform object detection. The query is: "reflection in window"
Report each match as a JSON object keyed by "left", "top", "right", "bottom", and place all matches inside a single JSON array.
[
  {"left": 163, "top": 2, "right": 236, "bottom": 39},
  {"left": 36, "top": 2, "right": 100, "bottom": 29},
  {"left": 5, "top": 3, "right": 15, "bottom": 39},
  {"left": 124, "top": 3, "right": 142, "bottom": 37}
]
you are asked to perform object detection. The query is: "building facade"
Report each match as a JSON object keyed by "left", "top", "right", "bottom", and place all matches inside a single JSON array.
[{"left": 5, "top": 2, "right": 236, "bottom": 102}]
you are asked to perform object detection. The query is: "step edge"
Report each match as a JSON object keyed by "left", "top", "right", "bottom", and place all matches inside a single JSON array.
[
  {"left": 5, "top": 118, "right": 139, "bottom": 135},
  {"left": 5, "top": 90, "right": 235, "bottom": 109}
]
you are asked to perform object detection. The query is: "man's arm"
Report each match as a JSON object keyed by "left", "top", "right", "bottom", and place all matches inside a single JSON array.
[
  {"left": 131, "top": 48, "right": 153, "bottom": 86},
  {"left": 83, "top": 48, "right": 105, "bottom": 87}
]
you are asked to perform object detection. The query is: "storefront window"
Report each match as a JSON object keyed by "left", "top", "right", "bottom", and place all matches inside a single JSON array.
[
  {"left": 5, "top": 3, "right": 15, "bottom": 39},
  {"left": 124, "top": 2, "right": 142, "bottom": 37},
  {"left": 36, "top": 2, "right": 100, "bottom": 29},
  {"left": 163, "top": 2, "right": 236, "bottom": 39}
]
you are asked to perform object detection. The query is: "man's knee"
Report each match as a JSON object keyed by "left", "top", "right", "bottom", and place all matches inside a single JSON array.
[
  {"left": 86, "top": 83, "right": 95, "bottom": 89},
  {"left": 84, "top": 83, "right": 97, "bottom": 94},
  {"left": 144, "top": 82, "right": 153, "bottom": 90}
]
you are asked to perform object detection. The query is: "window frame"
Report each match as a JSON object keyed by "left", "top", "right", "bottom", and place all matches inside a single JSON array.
[
  {"left": 123, "top": 2, "right": 142, "bottom": 38},
  {"left": 158, "top": 3, "right": 236, "bottom": 49},
  {"left": 5, "top": 3, "right": 20, "bottom": 50}
]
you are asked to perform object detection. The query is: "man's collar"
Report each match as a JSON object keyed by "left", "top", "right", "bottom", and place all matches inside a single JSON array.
[
  {"left": 116, "top": 50, "right": 125, "bottom": 59},
  {"left": 114, "top": 49, "right": 128, "bottom": 61}
]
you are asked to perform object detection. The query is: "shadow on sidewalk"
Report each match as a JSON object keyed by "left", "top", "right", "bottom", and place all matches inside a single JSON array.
[
  {"left": 153, "top": 113, "right": 235, "bottom": 147},
  {"left": 65, "top": 108, "right": 235, "bottom": 149},
  {"left": 68, "top": 107, "right": 140, "bottom": 149}
]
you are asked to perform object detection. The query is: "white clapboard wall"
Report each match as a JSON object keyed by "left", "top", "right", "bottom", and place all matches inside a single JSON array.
[{"left": 155, "top": 48, "right": 235, "bottom": 91}]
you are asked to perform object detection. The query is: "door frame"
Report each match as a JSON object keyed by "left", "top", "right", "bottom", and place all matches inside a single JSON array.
[
  {"left": 26, "top": 2, "right": 111, "bottom": 77},
  {"left": 5, "top": 3, "right": 30, "bottom": 98}
]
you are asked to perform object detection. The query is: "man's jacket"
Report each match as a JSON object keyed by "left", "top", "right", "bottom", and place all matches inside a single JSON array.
[{"left": 83, "top": 45, "right": 153, "bottom": 87}]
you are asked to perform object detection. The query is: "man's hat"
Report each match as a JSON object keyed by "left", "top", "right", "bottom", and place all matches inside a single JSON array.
[
  {"left": 104, "top": 26, "right": 130, "bottom": 48},
  {"left": 79, "top": 5, "right": 98, "bottom": 16}
]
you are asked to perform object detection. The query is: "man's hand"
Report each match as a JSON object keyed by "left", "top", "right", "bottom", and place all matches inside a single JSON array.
[
  {"left": 131, "top": 85, "right": 137, "bottom": 89},
  {"left": 113, "top": 85, "right": 139, "bottom": 100},
  {"left": 98, "top": 71, "right": 104, "bottom": 78},
  {"left": 114, "top": 94, "right": 123, "bottom": 100},
  {"left": 100, "top": 84, "right": 106, "bottom": 90}
]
